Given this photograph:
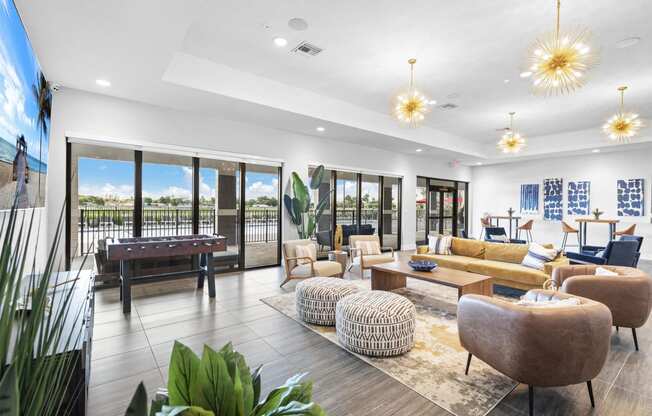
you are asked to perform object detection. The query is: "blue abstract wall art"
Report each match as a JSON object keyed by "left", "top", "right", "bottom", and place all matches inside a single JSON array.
[
  {"left": 520, "top": 184, "right": 539, "bottom": 214},
  {"left": 567, "top": 181, "right": 590, "bottom": 215},
  {"left": 543, "top": 178, "right": 563, "bottom": 221},
  {"left": 617, "top": 178, "right": 645, "bottom": 216}
]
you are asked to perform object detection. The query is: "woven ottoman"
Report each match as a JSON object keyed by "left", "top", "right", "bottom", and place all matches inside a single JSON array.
[
  {"left": 336, "top": 291, "right": 416, "bottom": 357},
  {"left": 295, "top": 277, "right": 361, "bottom": 326}
]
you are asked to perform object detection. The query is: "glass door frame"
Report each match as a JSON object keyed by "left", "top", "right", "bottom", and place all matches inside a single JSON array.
[
  {"left": 417, "top": 175, "right": 469, "bottom": 245},
  {"left": 65, "top": 139, "right": 282, "bottom": 271}
]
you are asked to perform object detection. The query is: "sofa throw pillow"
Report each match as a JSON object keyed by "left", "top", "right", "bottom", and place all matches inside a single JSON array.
[
  {"left": 428, "top": 235, "right": 453, "bottom": 255},
  {"left": 488, "top": 233, "right": 510, "bottom": 243},
  {"left": 516, "top": 297, "right": 581, "bottom": 308},
  {"left": 355, "top": 240, "right": 381, "bottom": 256},
  {"left": 595, "top": 266, "right": 619, "bottom": 276},
  {"left": 521, "top": 243, "right": 559, "bottom": 271},
  {"left": 295, "top": 244, "right": 317, "bottom": 265}
]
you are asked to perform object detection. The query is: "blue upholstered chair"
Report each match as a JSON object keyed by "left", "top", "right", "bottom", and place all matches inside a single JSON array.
[
  {"left": 566, "top": 239, "right": 641, "bottom": 267},
  {"left": 484, "top": 227, "right": 527, "bottom": 244},
  {"left": 581, "top": 235, "right": 643, "bottom": 256}
]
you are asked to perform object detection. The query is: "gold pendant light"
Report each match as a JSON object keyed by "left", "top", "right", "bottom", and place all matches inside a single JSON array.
[
  {"left": 523, "top": 0, "right": 597, "bottom": 95},
  {"left": 497, "top": 112, "right": 526, "bottom": 154},
  {"left": 393, "top": 58, "right": 431, "bottom": 127},
  {"left": 602, "top": 86, "right": 643, "bottom": 142}
]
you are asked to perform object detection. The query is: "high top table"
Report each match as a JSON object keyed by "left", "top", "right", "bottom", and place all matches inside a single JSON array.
[
  {"left": 488, "top": 215, "right": 522, "bottom": 240},
  {"left": 575, "top": 218, "right": 619, "bottom": 252}
]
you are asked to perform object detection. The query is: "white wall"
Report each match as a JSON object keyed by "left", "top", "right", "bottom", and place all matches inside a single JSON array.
[
  {"left": 46, "top": 88, "right": 471, "bottom": 258},
  {"left": 471, "top": 149, "right": 652, "bottom": 259}
]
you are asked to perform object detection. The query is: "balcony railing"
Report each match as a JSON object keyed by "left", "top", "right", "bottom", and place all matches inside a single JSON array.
[{"left": 78, "top": 208, "right": 278, "bottom": 255}]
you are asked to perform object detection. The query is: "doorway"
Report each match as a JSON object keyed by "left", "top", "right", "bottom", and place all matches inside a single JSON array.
[{"left": 417, "top": 177, "right": 468, "bottom": 245}]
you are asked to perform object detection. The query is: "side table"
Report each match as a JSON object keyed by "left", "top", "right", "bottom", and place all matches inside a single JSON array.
[{"left": 328, "top": 250, "right": 348, "bottom": 277}]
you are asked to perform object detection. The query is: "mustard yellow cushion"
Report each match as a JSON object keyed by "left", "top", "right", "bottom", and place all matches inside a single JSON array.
[
  {"left": 411, "top": 254, "right": 475, "bottom": 271},
  {"left": 466, "top": 260, "right": 549, "bottom": 287},
  {"left": 451, "top": 238, "right": 485, "bottom": 259},
  {"left": 484, "top": 242, "right": 529, "bottom": 264}
]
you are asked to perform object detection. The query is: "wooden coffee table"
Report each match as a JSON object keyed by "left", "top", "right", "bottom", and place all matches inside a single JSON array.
[{"left": 370, "top": 261, "right": 493, "bottom": 299}]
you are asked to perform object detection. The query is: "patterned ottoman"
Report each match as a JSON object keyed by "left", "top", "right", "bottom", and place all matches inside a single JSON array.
[
  {"left": 295, "top": 277, "right": 361, "bottom": 326},
  {"left": 336, "top": 291, "right": 416, "bottom": 357}
]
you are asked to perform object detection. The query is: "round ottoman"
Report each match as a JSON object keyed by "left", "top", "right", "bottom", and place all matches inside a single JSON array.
[
  {"left": 295, "top": 277, "right": 361, "bottom": 326},
  {"left": 336, "top": 291, "right": 416, "bottom": 357}
]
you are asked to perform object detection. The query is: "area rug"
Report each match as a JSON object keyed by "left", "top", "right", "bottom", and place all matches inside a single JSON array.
[{"left": 261, "top": 279, "right": 517, "bottom": 416}]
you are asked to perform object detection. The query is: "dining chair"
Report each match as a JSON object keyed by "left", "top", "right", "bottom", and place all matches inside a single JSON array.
[
  {"left": 517, "top": 220, "right": 534, "bottom": 242},
  {"left": 561, "top": 221, "right": 580, "bottom": 251},
  {"left": 614, "top": 224, "right": 636, "bottom": 236}
]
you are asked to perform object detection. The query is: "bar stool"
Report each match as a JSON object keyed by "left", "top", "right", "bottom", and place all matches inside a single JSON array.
[
  {"left": 479, "top": 216, "right": 492, "bottom": 240},
  {"left": 561, "top": 221, "right": 580, "bottom": 251},
  {"left": 615, "top": 224, "right": 636, "bottom": 236},
  {"left": 517, "top": 220, "right": 534, "bottom": 242}
]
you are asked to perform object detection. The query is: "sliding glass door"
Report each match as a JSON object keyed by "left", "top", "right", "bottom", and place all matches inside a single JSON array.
[
  {"left": 361, "top": 174, "right": 380, "bottom": 236},
  {"left": 382, "top": 176, "right": 401, "bottom": 249},
  {"left": 336, "top": 171, "right": 358, "bottom": 227},
  {"left": 66, "top": 140, "right": 282, "bottom": 271},
  {"left": 243, "top": 163, "right": 280, "bottom": 268}
]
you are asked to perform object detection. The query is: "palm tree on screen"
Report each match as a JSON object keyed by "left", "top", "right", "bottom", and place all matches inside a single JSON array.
[{"left": 32, "top": 71, "right": 52, "bottom": 205}]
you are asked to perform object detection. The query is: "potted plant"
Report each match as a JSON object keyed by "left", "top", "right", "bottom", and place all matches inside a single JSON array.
[
  {"left": 592, "top": 208, "right": 604, "bottom": 220},
  {"left": 125, "top": 341, "right": 325, "bottom": 416},
  {"left": 283, "top": 165, "right": 332, "bottom": 239}
]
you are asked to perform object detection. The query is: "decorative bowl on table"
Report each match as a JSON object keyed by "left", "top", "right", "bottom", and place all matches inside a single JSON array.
[{"left": 408, "top": 260, "right": 438, "bottom": 272}]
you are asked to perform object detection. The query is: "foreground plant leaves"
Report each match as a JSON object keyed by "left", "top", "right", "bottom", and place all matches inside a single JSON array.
[
  {"left": 0, "top": 364, "right": 19, "bottom": 416},
  {"left": 168, "top": 341, "right": 200, "bottom": 406}
]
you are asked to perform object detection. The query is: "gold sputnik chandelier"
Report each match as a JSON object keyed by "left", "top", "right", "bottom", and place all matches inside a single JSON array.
[
  {"left": 497, "top": 112, "right": 526, "bottom": 154},
  {"left": 523, "top": 0, "right": 597, "bottom": 95},
  {"left": 602, "top": 86, "right": 643, "bottom": 142},
  {"left": 393, "top": 58, "right": 431, "bottom": 127}
]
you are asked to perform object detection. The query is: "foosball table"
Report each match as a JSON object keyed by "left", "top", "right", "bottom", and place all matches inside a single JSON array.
[{"left": 107, "top": 234, "right": 227, "bottom": 313}]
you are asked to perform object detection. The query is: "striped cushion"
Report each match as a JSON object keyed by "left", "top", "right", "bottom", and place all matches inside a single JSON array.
[
  {"left": 336, "top": 291, "right": 415, "bottom": 357},
  {"left": 355, "top": 240, "right": 381, "bottom": 255},
  {"left": 295, "top": 244, "right": 317, "bottom": 265},
  {"left": 521, "top": 243, "right": 558, "bottom": 271},
  {"left": 428, "top": 235, "right": 452, "bottom": 255},
  {"left": 295, "top": 277, "right": 360, "bottom": 326}
]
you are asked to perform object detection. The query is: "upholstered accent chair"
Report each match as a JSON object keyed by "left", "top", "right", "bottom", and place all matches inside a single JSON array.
[
  {"left": 281, "top": 239, "right": 343, "bottom": 287},
  {"left": 553, "top": 265, "right": 652, "bottom": 350},
  {"left": 566, "top": 239, "right": 641, "bottom": 267},
  {"left": 458, "top": 290, "right": 612, "bottom": 416},
  {"left": 349, "top": 235, "right": 395, "bottom": 278}
]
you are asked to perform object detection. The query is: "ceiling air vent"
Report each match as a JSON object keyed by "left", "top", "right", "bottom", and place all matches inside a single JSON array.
[
  {"left": 292, "top": 41, "right": 323, "bottom": 56},
  {"left": 439, "top": 103, "right": 458, "bottom": 110}
]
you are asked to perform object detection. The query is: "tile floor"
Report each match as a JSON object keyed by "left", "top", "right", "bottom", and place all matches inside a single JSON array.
[{"left": 88, "top": 256, "right": 652, "bottom": 416}]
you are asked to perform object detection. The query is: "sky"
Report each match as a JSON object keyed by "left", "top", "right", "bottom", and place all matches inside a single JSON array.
[
  {"left": 77, "top": 158, "right": 279, "bottom": 200},
  {"left": 0, "top": 0, "right": 49, "bottom": 165}
]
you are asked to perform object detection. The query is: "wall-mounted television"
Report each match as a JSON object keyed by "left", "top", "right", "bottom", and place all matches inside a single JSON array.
[{"left": 0, "top": 0, "right": 50, "bottom": 209}]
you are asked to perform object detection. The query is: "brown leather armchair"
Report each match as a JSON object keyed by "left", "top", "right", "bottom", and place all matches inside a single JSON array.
[
  {"left": 458, "top": 290, "right": 612, "bottom": 416},
  {"left": 553, "top": 264, "right": 652, "bottom": 350}
]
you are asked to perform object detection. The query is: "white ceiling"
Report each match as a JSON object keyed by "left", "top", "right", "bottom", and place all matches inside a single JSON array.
[{"left": 16, "top": 0, "right": 652, "bottom": 163}]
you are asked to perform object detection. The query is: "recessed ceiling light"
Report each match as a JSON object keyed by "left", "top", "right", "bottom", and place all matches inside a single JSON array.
[
  {"left": 288, "top": 18, "right": 308, "bottom": 31},
  {"left": 95, "top": 79, "right": 111, "bottom": 87},
  {"left": 520, "top": 71, "right": 533, "bottom": 78},
  {"left": 316, "top": 126, "right": 325, "bottom": 132},
  {"left": 476, "top": 162, "right": 483, "bottom": 165},
  {"left": 415, "top": 148, "right": 423, "bottom": 152},
  {"left": 592, "top": 149, "right": 601, "bottom": 153},
  {"left": 504, "top": 79, "right": 510, "bottom": 83},
  {"left": 428, "top": 100, "right": 437, "bottom": 105},
  {"left": 273, "top": 37, "right": 288, "bottom": 47},
  {"left": 615, "top": 37, "right": 641, "bottom": 49}
]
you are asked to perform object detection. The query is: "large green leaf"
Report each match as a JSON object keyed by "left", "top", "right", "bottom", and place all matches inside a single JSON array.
[
  {"left": 291, "top": 198, "right": 304, "bottom": 225},
  {"left": 191, "top": 346, "right": 235, "bottom": 416},
  {"left": 251, "top": 365, "right": 262, "bottom": 406},
  {"left": 308, "top": 166, "right": 324, "bottom": 191},
  {"left": 168, "top": 341, "right": 200, "bottom": 406},
  {"left": 264, "top": 401, "right": 325, "bottom": 416},
  {"left": 291, "top": 173, "right": 309, "bottom": 209},
  {"left": 305, "top": 216, "right": 316, "bottom": 239},
  {"left": 314, "top": 192, "right": 332, "bottom": 222},
  {"left": 124, "top": 382, "right": 148, "bottom": 416},
  {"left": 154, "top": 405, "right": 213, "bottom": 416},
  {"left": 0, "top": 364, "right": 19, "bottom": 416},
  {"left": 252, "top": 375, "right": 316, "bottom": 416},
  {"left": 283, "top": 195, "right": 298, "bottom": 225}
]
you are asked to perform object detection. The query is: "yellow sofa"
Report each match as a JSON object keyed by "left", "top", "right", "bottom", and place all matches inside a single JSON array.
[{"left": 412, "top": 238, "right": 569, "bottom": 291}]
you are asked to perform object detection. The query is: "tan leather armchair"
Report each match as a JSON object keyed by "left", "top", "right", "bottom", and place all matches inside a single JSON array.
[
  {"left": 348, "top": 235, "right": 394, "bottom": 278},
  {"left": 281, "top": 239, "right": 343, "bottom": 287},
  {"left": 553, "top": 264, "right": 652, "bottom": 350},
  {"left": 458, "top": 290, "right": 612, "bottom": 416}
]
